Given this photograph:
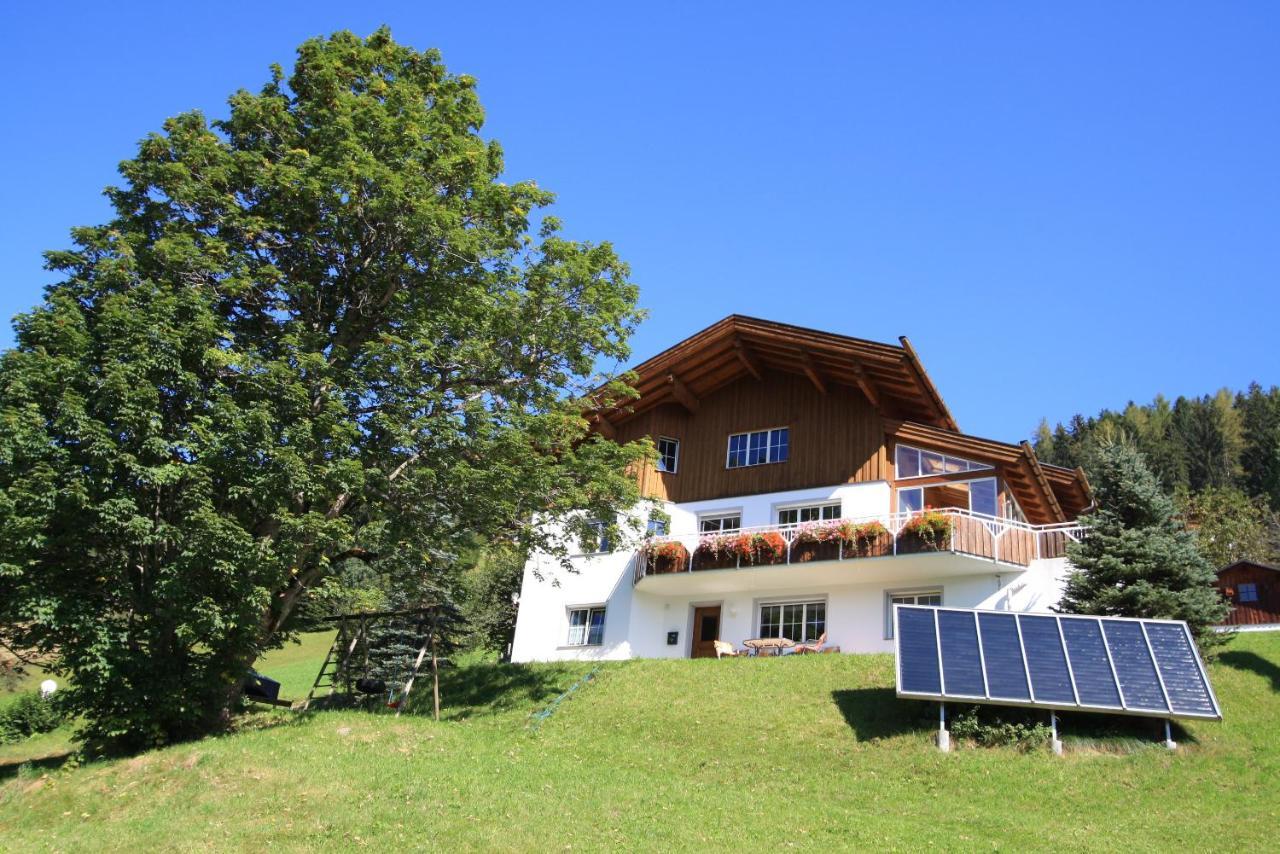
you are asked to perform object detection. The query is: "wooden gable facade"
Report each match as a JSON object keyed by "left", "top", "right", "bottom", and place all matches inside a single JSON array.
[
  {"left": 1215, "top": 561, "right": 1280, "bottom": 627},
  {"left": 592, "top": 316, "right": 1091, "bottom": 525}
]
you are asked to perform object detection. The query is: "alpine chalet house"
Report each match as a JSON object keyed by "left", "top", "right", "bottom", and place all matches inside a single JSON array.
[{"left": 510, "top": 317, "right": 1092, "bottom": 661}]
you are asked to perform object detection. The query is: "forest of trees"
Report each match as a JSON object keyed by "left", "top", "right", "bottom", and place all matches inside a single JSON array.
[{"left": 1034, "top": 383, "right": 1280, "bottom": 568}]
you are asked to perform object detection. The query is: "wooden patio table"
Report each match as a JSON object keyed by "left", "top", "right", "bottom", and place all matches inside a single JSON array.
[{"left": 743, "top": 638, "right": 795, "bottom": 657}]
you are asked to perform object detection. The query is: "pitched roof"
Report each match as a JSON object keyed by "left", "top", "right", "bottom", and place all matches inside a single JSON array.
[
  {"left": 1218, "top": 560, "right": 1280, "bottom": 575},
  {"left": 596, "top": 315, "right": 957, "bottom": 430}
]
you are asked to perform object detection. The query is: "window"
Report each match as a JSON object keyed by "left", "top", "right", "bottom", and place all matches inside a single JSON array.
[
  {"left": 777, "top": 502, "right": 841, "bottom": 526},
  {"left": 898, "top": 487, "right": 923, "bottom": 513},
  {"left": 1002, "top": 492, "right": 1027, "bottom": 523},
  {"left": 567, "top": 607, "right": 606, "bottom": 646},
  {"left": 656, "top": 437, "right": 680, "bottom": 474},
  {"left": 886, "top": 590, "right": 942, "bottom": 638},
  {"left": 580, "top": 520, "right": 611, "bottom": 554},
  {"left": 646, "top": 516, "right": 668, "bottom": 537},
  {"left": 727, "top": 427, "right": 789, "bottom": 469},
  {"left": 895, "top": 443, "right": 992, "bottom": 480},
  {"left": 970, "top": 478, "right": 998, "bottom": 518},
  {"left": 759, "top": 600, "right": 825, "bottom": 642},
  {"left": 896, "top": 477, "right": 998, "bottom": 516},
  {"left": 1238, "top": 582, "right": 1259, "bottom": 603},
  {"left": 698, "top": 512, "right": 741, "bottom": 533}
]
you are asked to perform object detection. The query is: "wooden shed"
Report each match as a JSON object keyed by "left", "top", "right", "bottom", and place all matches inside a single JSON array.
[{"left": 1215, "top": 561, "right": 1280, "bottom": 627}]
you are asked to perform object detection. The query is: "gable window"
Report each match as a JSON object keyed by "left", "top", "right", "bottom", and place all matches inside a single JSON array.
[
  {"left": 567, "top": 607, "right": 606, "bottom": 646},
  {"left": 656, "top": 437, "right": 680, "bottom": 474},
  {"left": 580, "top": 520, "right": 611, "bottom": 554},
  {"left": 727, "top": 427, "right": 789, "bottom": 469},
  {"left": 886, "top": 590, "right": 942, "bottom": 638},
  {"left": 759, "top": 600, "right": 825, "bottom": 643},
  {"left": 1238, "top": 582, "right": 1259, "bottom": 603},
  {"left": 777, "top": 502, "right": 841, "bottom": 526},
  {"left": 895, "top": 443, "right": 992, "bottom": 480},
  {"left": 699, "top": 512, "right": 741, "bottom": 533}
]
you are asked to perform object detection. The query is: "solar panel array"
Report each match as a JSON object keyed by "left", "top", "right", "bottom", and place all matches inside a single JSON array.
[{"left": 894, "top": 606, "right": 1221, "bottom": 720}]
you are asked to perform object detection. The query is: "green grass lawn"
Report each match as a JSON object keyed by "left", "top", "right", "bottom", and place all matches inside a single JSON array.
[{"left": 2, "top": 632, "right": 1277, "bottom": 851}]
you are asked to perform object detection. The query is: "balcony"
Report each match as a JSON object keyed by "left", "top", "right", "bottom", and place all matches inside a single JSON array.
[{"left": 632, "top": 509, "right": 1086, "bottom": 588}]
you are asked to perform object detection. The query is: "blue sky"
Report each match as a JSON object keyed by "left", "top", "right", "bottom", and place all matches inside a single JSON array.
[{"left": 2, "top": 3, "right": 1277, "bottom": 442}]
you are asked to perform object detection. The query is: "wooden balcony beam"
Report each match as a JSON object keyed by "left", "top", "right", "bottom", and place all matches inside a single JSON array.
[
  {"left": 592, "top": 414, "right": 617, "bottom": 440},
  {"left": 797, "top": 349, "right": 828, "bottom": 395},
  {"left": 849, "top": 360, "right": 880, "bottom": 408},
  {"left": 733, "top": 338, "right": 764, "bottom": 381},
  {"left": 667, "top": 373, "right": 699, "bottom": 413}
]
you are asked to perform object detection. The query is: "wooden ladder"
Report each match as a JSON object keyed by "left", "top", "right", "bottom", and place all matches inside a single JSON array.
[{"left": 301, "top": 616, "right": 366, "bottom": 710}]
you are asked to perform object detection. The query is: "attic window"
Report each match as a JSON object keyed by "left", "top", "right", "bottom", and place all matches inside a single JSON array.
[{"left": 895, "top": 444, "right": 992, "bottom": 479}]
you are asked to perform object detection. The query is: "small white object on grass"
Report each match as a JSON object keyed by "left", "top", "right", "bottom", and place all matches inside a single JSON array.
[{"left": 40, "top": 679, "right": 57, "bottom": 698}]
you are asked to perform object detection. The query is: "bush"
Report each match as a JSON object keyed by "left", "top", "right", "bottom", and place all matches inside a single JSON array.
[
  {"left": 949, "top": 705, "right": 1051, "bottom": 751},
  {"left": 0, "top": 692, "right": 68, "bottom": 744}
]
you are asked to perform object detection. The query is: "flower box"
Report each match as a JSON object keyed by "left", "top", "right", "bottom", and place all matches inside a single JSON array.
[
  {"left": 896, "top": 511, "right": 955, "bottom": 554},
  {"left": 642, "top": 540, "right": 689, "bottom": 574},
  {"left": 692, "top": 531, "right": 788, "bottom": 570}
]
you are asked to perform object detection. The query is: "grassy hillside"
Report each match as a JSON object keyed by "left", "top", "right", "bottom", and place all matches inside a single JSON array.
[{"left": 2, "top": 633, "right": 1278, "bottom": 851}]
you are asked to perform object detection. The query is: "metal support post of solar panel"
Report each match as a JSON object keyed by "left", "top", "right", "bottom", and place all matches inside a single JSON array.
[{"left": 894, "top": 606, "right": 1222, "bottom": 724}]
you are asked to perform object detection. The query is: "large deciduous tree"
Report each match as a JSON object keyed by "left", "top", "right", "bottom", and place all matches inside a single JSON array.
[
  {"left": 1059, "top": 443, "right": 1228, "bottom": 647},
  {"left": 0, "top": 29, "right": 648, "bottom": 752}
]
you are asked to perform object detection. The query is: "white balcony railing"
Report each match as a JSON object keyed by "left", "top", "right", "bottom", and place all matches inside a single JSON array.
[{"left": 632, "top": 508, "right": 1086, "bottom": 585}]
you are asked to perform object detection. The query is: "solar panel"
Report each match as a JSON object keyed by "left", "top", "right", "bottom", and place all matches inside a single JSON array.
[{"left": 894, "top": 606, "right": 1221, "bottom": 721}]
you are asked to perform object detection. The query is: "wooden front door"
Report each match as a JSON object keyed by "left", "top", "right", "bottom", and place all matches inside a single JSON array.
[{"left": 691, "top": 606, "right": 722, "bottom": 659}]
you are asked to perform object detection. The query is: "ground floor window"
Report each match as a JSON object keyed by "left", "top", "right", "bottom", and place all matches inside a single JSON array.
[
  {"left": 885, "top": 590, "right": 942, "bottom": 638},
  {"left": 759, "top": 600, "right": 825, "bottom": 642},
  {"left": 1238, "top": 582, "right": 1259, "bottom": 603},
  {"left": 567, "top": 607, "right": 606, "bottom": 646}
]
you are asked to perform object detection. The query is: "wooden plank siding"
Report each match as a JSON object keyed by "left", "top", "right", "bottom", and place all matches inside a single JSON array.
[
  {"left": 617, "top": 370, "right": 888, "bottom": 504},
  {"left": 1215, "top": 563, "right": 1280, "bottom": 626}
]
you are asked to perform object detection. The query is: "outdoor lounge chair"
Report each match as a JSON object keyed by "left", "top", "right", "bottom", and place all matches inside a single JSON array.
[
  {"left": 791, "top": 632, "right": 827, "bottom": 655},
  {"left": 713, "top": 640, "right": 741, "bottom": 658}
]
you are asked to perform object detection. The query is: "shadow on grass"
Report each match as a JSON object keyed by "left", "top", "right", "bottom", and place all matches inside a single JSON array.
[
  {"left": 308, "top": 661, "right": 597, "bottom": 722},
  {"left": 0, "top": 750, "right": 75, "bottom": 781},
  {"left": 830, "top": 688, "right": 933, "bottom": 741},
  {"left": 1218, "top": 650, "right": 1280, "bottom": 692}
]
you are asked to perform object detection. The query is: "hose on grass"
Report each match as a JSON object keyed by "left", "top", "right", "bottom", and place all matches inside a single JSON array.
[{"left": 529, "top": 667, "right": 600, "bottom": 729}]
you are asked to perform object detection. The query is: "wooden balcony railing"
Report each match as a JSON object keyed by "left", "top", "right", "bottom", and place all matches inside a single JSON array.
[{"left": 632, "top": 509, "right": 1086, "bottom": 585}]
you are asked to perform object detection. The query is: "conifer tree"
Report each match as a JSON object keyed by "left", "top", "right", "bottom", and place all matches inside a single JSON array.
[{"left": 1059, "top": 442, "right": 1228, "bottom": 646}]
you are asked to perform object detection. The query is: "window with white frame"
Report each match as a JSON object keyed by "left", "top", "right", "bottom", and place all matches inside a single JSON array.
[
  {"left": 566, "top": 607, "right": 606, "bottom": 646},
  {"left": 1238, "top": 582, "right": 1259, "bottom": 603},
  {"left": 727, "top": 427, "right": 789, "bottom": 469},
  {"left": 886, "top": 590, "right": 942, "bottom": 638},
  {"left": 777, "top": 502, "right": 841, "bottom": 526},
  {"left": 698, "top": 512, "right": 741, "bottom": 533},
  {"left": 895, "top": 476, "right": 998, "bottom": 517},
  {"left": 646, "top": 516, "right": 668, "bottom": 537},
  {"left": 759, "top": 600, "right": 825, "bottom": 643},
  {"left": 656, "top": 437, "right": 680, "bottom": 474},
  {"left": 580, "top": 520, "right": 611, "bottom": 554},
  {"left": 894, "top": 443, "right": 993, "bottom": 479}
]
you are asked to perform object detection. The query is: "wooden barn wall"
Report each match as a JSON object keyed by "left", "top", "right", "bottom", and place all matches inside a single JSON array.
[
  {"left": 1214, "top": 565, "right": 1280, "bottom": 626},
  {"left": 616, "top": 370, "right": 887, "bottom": 504}
]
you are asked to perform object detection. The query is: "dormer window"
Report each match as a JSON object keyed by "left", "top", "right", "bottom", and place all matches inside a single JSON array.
[
  {"left": 727, "top": 427, "right": 789, "bottom": 469},
  {"left": 656, "top": 437, "right": 680, "bottom": 474}
]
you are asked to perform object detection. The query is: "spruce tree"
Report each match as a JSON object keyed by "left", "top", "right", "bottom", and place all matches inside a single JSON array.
[{"left": 1059, "top": 442, "right": 1228, "bottom": 647}]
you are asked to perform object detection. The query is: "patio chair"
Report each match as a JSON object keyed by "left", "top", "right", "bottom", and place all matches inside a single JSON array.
[
  {"left": 713, "top": 640, "right": 741, "bottom": 659},
  {"left": 791, "top": 632, "right": 827, "bottom": 655}
]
